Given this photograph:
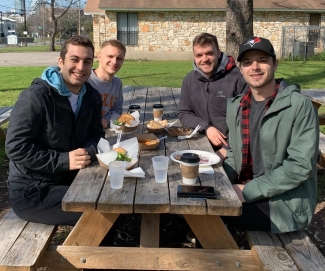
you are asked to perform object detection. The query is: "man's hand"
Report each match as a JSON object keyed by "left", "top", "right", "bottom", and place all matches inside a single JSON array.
[
  {"left": 206, "top": 126, "right": 228, "bottom": 147},
  {"left": 232, "top": 184, "right": 246, "bottom": 203},
  {"left": 69, "top": 148, "right": 91, "bottom": 170},
  {"left": 102, "top": 118, "right": 109, "bottom": 129}
]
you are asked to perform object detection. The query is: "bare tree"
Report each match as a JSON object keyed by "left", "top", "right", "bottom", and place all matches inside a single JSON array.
[
  {"left": 48, "top": 0, "right": 75, "bottom": 51},
  {"left": 226, "top": 0, "right": 253, "bottom": 61}
]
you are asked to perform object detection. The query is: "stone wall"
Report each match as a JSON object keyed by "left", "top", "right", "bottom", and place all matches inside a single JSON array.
[{"left": 92, "top": 10, "right": 324, "bottom": 60}]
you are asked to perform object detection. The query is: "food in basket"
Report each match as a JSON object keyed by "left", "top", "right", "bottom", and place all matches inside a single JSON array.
[
  {"left": 138, "top": 138, "right": 159, "bottom": 145},
  {"left": 114, "top": 113, "right": 135, "bottom": 126},
  {"left": 147, "top": 120, "right": 168, "bottom": 129},
  {"left": 113, "top": 147, "right": 132, "bottom": 162},
  {"left": 167, "top": 127, "right": 192, "bottom": 136}
]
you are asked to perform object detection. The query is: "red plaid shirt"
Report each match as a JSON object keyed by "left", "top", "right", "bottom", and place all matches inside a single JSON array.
[{"left": 238, "top": 81, "right": 280, "bottom": 184}]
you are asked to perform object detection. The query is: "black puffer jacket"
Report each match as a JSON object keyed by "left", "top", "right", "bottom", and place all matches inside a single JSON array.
[
  {"left": 5, "top": 78, "right": 104, "bottom": 185},
  {"left": 177, "top": 53, "right": 248, "bottom": 136}
]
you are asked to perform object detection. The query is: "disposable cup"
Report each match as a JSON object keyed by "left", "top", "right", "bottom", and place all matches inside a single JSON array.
[
  {"left": 151, "top": 156, "right": 169, "bottom": 183},
  {"left": 109, "top": 161, "right": 126, "bottom": 189},
  {"left": 180, "top": 153, "right": 200, "bottom": 185},
  {"left": 153, "top": 104, "right": 164, "bottom": 121},
  {"left": 129, "top": 104, "right": 141, "bottom": 114}
]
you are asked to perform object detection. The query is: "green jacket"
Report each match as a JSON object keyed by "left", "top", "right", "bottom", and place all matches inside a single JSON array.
[{"left": 224, "top": 80, "right": 319, "bottom": 233}]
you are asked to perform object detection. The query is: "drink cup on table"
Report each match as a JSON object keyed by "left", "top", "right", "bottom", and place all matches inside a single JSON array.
[
  {"left": 153, "top": 104, "right": 164, "bottom": 121},
  {"left": 109, "top": 161, "right": 126, "bottom": 189},
  {"left": 151, "top": 156, "right": 169, "bottom": 183},
  {"left": 180, "top": 153, "right": 200, "bottom": 185},
  {"left": 129, "top": 104, "right": 141, "bottom": 114}
]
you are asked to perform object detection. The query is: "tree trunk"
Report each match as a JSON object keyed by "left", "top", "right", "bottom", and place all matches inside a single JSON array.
[{"left": 226, "top": 0, "right": 253, "bottom": 61}]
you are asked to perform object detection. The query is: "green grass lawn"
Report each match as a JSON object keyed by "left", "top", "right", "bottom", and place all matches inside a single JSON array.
[
  {"left": 1, "top": 60, "right": 325, "bottom": 165},
  {"left": 0, "top": 45, "right": 60, "bottom": 53}
]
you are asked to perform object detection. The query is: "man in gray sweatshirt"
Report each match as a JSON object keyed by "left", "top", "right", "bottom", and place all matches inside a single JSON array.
[
  {"left": 88, "top": 39, "right": 126, "bottom": 129},
  {"left": 177, "top": 33, "right": 247, "bottom": 159}
]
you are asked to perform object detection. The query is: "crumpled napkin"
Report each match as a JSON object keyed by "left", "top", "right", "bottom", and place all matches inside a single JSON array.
[
  {"left": 199, "top": 165, "right": 214, "bottom": 174},
  {"left": 108, "top": 167, "right": 145, "bottom": 178}
]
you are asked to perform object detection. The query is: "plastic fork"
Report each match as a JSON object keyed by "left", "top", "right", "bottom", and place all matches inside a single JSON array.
[
  {"left": 116, "top": 132, "right": 122, "bottom": 145},
  {"left": 178, "top": 125, "right": 201, "bottom": 140}
]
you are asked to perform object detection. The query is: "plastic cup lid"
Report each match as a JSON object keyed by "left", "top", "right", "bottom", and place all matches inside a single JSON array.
[
  {"left": 180, "top": 153, "right": 200, "bottom": 163},
  {"left": 129, "top": 104, "right": 141, "bottom": 109},
  {"left": 153, "top": 104, "right": 164, "bottom": 109}
]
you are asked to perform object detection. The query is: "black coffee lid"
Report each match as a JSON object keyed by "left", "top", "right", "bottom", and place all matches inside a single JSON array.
[
  {"left": 129, "top": 104, "right": 141, "bottom": 109},
  {"left": 153, "top": 104, "right": 164, "bottom": 109},
  {"left": 180, "top": 153, "right": 200, "bottom": 163}
]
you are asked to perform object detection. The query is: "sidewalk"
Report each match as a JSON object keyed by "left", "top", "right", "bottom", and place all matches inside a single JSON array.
[{"left": 0, "top": 52, "right": 60, "bottom": 67}]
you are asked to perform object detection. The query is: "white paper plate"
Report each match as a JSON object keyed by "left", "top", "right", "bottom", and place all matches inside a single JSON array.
[{"left": 170, "top": 150, "right": 220, "bottom": 166}]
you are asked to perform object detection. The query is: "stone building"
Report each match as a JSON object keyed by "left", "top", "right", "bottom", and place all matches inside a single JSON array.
[{"left": 85, "top": 0, "right": 325, "bottom": 60}]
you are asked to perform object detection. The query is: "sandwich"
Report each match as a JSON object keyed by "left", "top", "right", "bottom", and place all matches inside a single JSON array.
[
  {"left": 113, "top": 147, "right": 132, "bottom": 162},
  {"left": 147, "top": 119, "right": 168, "bottom": 129},
  {"left": 114, "top": 113, "right": 135, "bottom": 126}
]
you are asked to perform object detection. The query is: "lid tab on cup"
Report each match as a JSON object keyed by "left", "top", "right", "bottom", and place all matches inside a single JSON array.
[
  {"left": 153, "top": 104, "right": 164, "bottom": 109},
  {"left": 180, "top": 153, "right": 200, "bottom": 163}
]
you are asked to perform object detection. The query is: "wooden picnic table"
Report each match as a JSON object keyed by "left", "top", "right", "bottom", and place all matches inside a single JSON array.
[
  {"left": 302, "top": 89, "right": 325, "bottom": 125},
  {"left": 38, "top": 86, "right": 268, "bottom": 271}
]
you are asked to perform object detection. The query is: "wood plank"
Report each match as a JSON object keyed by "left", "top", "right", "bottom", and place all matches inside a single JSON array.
[
  {"left": 140, "top": 214, "right": 160, "bottom": 248},
  {"left": 97, "top": 175, "right": 136, "bottom": 213},
  {"left": 41, "top": 246, "right": 260, "bottom": 271},
  {"left": 0, "top": 107, "right": 12, "bottom": 125},
  {"left": 184, "top": 214, "right": 238, "bottom": 249},
  {"left": 301, "top": 89, "right": 325, "bottom": 108},
  {"left": 135, "top": 149, "right": 170, "bottom": 214},
  {"left": 63, "top": 212, "right": 119, "bottom": 246},
  {"left": 246, "top": 231, "right": 299, "bottom": 271},
  {"left": 319, "top": 132, "right": 325, "bottom": 167},
  {"left": 277, "top": 231, "right": 325, "bottom": 271},
  {"left": 1, "top": 221, "right": 56, "bottom": 270},
  {"left": 61, "top": 162, "right": 107, "bottom": 212},
  {"left": 0, "top": 209, "right": 29, "bottom": 263}
]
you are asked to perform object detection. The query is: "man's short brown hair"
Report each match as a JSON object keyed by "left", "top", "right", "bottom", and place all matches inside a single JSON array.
[
  {"left": 193, "top": 33, "right": 219, "bottom": 50},
  {"left": 100, "top": 39, "right": 126, "bottom": 56},
  {"left": 60, "top": 36, "right": 94, "bottom": 60}
]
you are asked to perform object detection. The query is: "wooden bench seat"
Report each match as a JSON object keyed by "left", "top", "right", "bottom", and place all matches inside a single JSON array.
[
  {"left": 0, "top": 106, "right": 12, "bottom": 141},
  {"left": 318, "top": 132, "right": 325, "bottom": 167},
  {"left": 246, "top": 230, "right": 325, "bottom": 271},
  {"left": 0, "top": 208, "right": 56, "bottom": 271}
]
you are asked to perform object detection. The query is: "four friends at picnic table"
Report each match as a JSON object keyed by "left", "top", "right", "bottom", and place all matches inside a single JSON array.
[{"left": 5, "top": 34, "right": 318, "bottom": 234}]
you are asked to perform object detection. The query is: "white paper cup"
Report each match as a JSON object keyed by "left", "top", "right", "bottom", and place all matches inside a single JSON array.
[
  {"left": 151, "top": 156, "right": 169, "bottom": 183},
  {"left": 109, "top": 161, "right": 126, "bottom": 189},
  {"left": 180, "top": 153, "right": 200, "bottom": 185},
  {"left": 153, "top": 104, "right": 164, "bottom": 121}
]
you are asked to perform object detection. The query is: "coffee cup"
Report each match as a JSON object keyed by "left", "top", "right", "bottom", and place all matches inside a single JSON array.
[
  {"left": 153, "top": 104, "right": 164, "bottom": 121},
  {"left": 180, "top": 153, "right": 200, "bottom": 185},
  {"left": 129, "top": 104, "right": 141, "bottom": 114}
]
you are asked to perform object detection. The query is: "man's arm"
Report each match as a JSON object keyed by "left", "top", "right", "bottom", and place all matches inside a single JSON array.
[
  {"left": 177, "top": 76, "right": 210, "bottom": 131},
  {"left": 5, "top": 88, "right": 71, "bottom": 173}
]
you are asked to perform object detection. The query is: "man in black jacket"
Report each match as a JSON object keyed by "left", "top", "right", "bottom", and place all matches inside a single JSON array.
[
  {"left": 177, "top": 33, "right": 247, "bottom": 159},
  {"left": 5, "top": 36, "right": 105, "bottom": 225}
]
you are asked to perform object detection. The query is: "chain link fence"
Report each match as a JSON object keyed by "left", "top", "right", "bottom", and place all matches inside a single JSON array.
[{"left": 281, "top": 26, "right": 325, "bottom": 60}]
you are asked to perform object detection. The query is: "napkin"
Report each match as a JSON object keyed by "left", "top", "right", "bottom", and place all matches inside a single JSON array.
[
  {"left": 199, "top": 165, "right": 214, "bottom": 175},
  {"left": 108, "top": 167, "right": 145, "bottom": 178}
]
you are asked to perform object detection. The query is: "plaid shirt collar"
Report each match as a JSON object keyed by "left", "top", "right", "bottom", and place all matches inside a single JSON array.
[{"left": 238, "top": 80, "right": 280, "bottom": 184}]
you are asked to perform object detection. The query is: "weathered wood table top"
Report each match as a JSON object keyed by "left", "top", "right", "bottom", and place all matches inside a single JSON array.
[
  {"left": 48, "top": 87, "right": 264, "bottom": 271},
  {"left": 302, "top": 89, "right": 325, "bottom": 108}
]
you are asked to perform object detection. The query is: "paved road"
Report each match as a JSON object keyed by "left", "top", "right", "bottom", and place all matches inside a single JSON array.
[{"left": 0, "top": 52, "right": 60, "bottom": 66}]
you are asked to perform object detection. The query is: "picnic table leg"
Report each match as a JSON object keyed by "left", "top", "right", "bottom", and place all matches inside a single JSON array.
[
  {"left": 63, "top": 212, "right": 119, "bottom": 246},
  {"left": 140, "top": 213, "right": 160, "bottom": 247},
  {"left": 184, "top": 214, "right": 238, "bottom": 249}
]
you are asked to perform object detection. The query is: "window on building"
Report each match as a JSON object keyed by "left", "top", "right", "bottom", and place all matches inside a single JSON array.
[
  {"left": 117, "top": 13, "right": 138, "bottom": 45},
  {"left": 309, "top": 13, "right": 321, "bottom": 47}
]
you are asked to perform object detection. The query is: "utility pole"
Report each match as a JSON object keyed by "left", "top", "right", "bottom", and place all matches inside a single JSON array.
[
  {"left": 78, "top": 0, "right": 81, "bottom": 35},
  {"left": 22, "top": 0, "right": 27, "bottom": 46},
  {"left": 0, "top": 11, "right": 4, "bottom": 38}
]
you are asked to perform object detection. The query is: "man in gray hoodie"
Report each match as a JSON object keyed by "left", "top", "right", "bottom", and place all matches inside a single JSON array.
[
  {"left": 87, "top": 39, "right": 126, "bottom": 129},
  {"left": 177, "top": 33, "right": 247, "bottom": 159}
]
